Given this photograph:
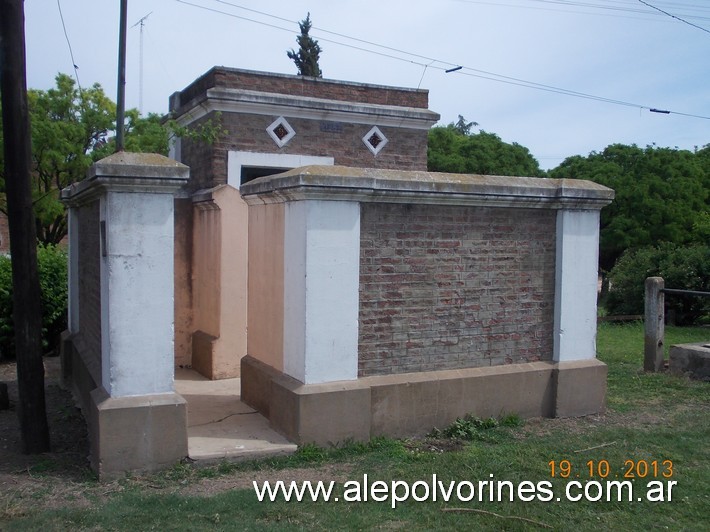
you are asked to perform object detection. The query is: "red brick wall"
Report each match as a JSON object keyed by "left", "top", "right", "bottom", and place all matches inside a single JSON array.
[
  {"left": 178, "top": 113, "right": 224, "bottom": 192},
  {"left": 0, "top": 213, "right": 9, "bottom": 254},
  {"left": 175, "top": 67, "right": 429, "bottom": 110},
  {"left": 77, "top": 200, "right": 101, "bottom": 367},
  {"left": 358, "top": 204, "right": 556, "bottom": 377},
  {"left": 179, "top": 111, "right": 429, "bottom": 191}
]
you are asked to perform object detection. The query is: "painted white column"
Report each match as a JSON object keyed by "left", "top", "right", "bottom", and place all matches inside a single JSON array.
[
  {"left": 283, "top": 200, "right": 360, "bottom": 384},
  {"left": 99, "top": 190, "right": 177, "bottom": 397},
  {"left": 553, "top": 209, "right": 601, "bottom": 362}
]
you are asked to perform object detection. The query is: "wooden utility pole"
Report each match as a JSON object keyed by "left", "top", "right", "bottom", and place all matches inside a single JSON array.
[
  {"left": 0, "top": 0, "right": 51, "bottom": 453},
  {"left": 115, "top": 0, "right": 128, "bottom": 151}
]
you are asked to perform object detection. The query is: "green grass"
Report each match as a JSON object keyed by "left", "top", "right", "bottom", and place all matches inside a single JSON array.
[{"left": 2, "top": 323, "right": 708, "bottom": 531}]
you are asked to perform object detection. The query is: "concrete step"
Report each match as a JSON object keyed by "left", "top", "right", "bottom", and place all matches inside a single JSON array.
[{"left": 175, "top": 369, "right": 297, "bottom": 461}]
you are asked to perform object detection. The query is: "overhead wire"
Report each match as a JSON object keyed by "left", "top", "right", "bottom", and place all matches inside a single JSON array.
[
  {"left": 173, "top": 0, "right": 710, "bottom": 120},
  {"left": 636, "top": 0, "right": 710, "bottom": 34},
  {"left": 56, "top": 0, "right": 82, "bottom": 93},
  {"left": 455, "top": 0, "right": 710, "bottom": 23}
]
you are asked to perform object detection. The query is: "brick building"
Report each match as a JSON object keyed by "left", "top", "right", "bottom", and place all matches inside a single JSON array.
[
  {"left": 168, "top": 67, "right": 440, "bottom": 377},
  {"left": 62, "top": 67, "right": 613, "bottom": 476},
  {"left": 163, "top": 66, "right": 612, "bottom": 444}
]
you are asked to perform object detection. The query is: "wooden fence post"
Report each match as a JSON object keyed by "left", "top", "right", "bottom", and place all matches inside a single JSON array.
[{"left": 644, "top": 277, "right": 665, "bottom": 372}]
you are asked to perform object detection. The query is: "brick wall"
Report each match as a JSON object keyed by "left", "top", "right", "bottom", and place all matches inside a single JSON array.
[
  {"left": 358, "top": 203, "right": 556, "bottom": 377},
  {"left": 178, "top": 113, "right": 223, "bottom": 192},
  {"left": 0, "top": 213, "right": 9, "bottom": 254},
  {"left": 174, "top": 67, "right": 429, "bottom": 111},
  {"left": 180, "top": 111, "right": 429, "bottom": 191},
  {"left": 76, "top": 200, "right": 101, "bottom": 370}
]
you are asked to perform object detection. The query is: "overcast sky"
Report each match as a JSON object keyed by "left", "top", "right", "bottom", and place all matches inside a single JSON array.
[{"left": 22, "top": 0, "right": 710, "bottom": 169}]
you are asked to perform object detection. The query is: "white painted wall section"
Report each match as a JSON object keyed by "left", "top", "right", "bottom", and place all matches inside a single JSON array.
[
  {"left": 553, "top": 209, "right": 601, "bottom": 362},
  {"left": 283, "top": 200, "right": 360, "bottom": 384},
  {"left": 227, "top": 151, "right": 334, "bottom": 189},
  {"left": 100, "top": 191, "right": 176, "bottom": 397}
]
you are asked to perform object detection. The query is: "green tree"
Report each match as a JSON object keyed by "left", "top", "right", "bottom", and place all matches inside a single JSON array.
[
  {"left": 549, "top": 144, "right": 709, "bottom": 271},
  {"left": 1, "top": 73, "right": 223, "bottom": 246},
  {"left": 25, "top": 74, "right": 116, "bottom": 244},
  {"left": 287, "top": 13, "right": 323, "bottom": 78},
  {"left": 427, "top": 120, "right": 543, "bottom": 177},
  {"left": 453, "top": 114, "right": 478, "bottom": 136},
  {"left": 606, "top": 243, "right": 709, "bottom": 324}
]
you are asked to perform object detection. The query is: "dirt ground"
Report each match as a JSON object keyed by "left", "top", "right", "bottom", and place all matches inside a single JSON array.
[
  {"left": 0, "top": 356, "right": 90, "bottom": 478},
  {"left": 0, "top": 357, "right": 360, "bottom": 517}
]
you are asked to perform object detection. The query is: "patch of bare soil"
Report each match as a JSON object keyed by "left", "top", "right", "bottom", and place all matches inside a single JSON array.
[
  {"left": 0, "top": 359, "right": 360, "bottom": 515},
  {"left": 0, "top": 356, "right": 95, "bottom": 518},
  {"left": 0, "top": 357, "right": 90, "bottom": 478}
]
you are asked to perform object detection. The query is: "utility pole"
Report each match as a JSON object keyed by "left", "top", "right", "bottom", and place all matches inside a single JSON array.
[
  {"left": 0, "top": 0, "right": 51, "bottom": 453},
  {"left": 116, "top": 0, "right": 128, "bottom": 151}
]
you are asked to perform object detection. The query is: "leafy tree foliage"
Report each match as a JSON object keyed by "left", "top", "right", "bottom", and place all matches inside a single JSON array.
[
  {"left": 0, "top": 74, "right": 164, "bottom": 244},
  {"left": 287, "top": 13, "right": 323, "bottom": 78},
  {"left": 549, "top": 144, "right": 710, "bottom": 271},
  {"left": 17, "top": 74, "right": 116, "bottom": 244},
  {"left": 427, "top": 120, "right": 543, "bottom": 177},
  {"left": 0, "top": 73, "right": 223, "bottom": 246},
  {"left": 0, "top": 244, "right": 68, "bottom": 359},
  {"left": 607, "top": 243, "right": 709, "bottom": 324}
]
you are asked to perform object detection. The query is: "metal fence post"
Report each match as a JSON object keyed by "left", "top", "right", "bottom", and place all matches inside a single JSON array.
[{"left": 644, "top": 277, "right": 665, "bottom": 372}]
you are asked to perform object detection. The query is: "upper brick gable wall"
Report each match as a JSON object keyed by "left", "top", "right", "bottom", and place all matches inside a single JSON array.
[
  {"left": 170, "top": 67, "right": 429, "bottom": 113},
  {"left": 169, "top": 67, "right": 440, "bottom": 190}
]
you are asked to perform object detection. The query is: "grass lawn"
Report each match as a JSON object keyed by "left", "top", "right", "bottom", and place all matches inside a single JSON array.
[{"left": 2, "top": 323, "right": 708, "bottom": 531}]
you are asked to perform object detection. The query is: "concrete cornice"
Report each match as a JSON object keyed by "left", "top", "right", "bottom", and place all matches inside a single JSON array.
[
  {"left": 61, "top": 152, "right": 189, "bottom": 205},
  {"left": 172, "top": 88, "right": 441, "bottom": 130},
  {"left": 240, "top": 165, "right": 615, "bottom": 210}
]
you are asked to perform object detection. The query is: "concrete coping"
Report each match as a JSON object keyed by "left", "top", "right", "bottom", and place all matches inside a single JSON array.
[
  {"left": 203, "top": 87, "right": 441, "bottom": 123},
  {"left": 61, "top": 152, "right": 189, "bottom": 205},
  {"left": 240, "top": 165, "right": 615, "bottom": 210}
]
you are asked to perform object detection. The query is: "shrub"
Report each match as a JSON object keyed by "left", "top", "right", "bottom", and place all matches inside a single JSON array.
[
  {"left": 607, "top": 243, "right": 710, "bottom": 324},
  {"left": 429, "top": 413, "right": 521, "bottom": 441},
  {"left": 0, "top": 245, "right": 68, "bottom": 359}
]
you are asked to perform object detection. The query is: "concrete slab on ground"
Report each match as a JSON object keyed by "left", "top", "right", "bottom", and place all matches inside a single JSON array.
[{"left": 175, "top": 369, "right": 297, "bottom": 461}]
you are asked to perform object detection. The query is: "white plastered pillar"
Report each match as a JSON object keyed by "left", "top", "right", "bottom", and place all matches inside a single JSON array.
[
  {"left": 99, "top": 190, "right": 178, "bottom": 396},
  {"left": 283, "top": 200, "right": 361, "bottom": 384},
  {"left": 553, "top": 209, "right": 601, "bottom": 362}
]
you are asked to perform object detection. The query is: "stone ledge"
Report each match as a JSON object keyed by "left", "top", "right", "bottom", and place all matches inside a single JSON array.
[
  {"left": 670, "top": 343, "right": 710, "bottom": 381},
  {"left": 240, "top": 165, "right": 614, "bottom": 210},
  {"left": 61, "top": 152, "right": 189, "bottom": 205}
]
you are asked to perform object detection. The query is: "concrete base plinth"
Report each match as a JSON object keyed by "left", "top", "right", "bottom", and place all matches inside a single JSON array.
[
  {"left": 62, "top": 333, "right": 189, "bottom": 480},
  {"left": 670, "top": 343, "right": 710, "bottom": 381},
  {"left": 552, "top": 359, "right": 607, "bottom": 418},
  {"left": 89, "top": 387, "right": 188, "bottom": 480},
  {"left": 242, "top": 356, "right": 608, "bottom": 445}
]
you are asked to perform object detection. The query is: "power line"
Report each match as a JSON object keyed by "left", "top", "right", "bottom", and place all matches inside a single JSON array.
[
  {"left": 637, "top": 0, "right": 710, "bottom": 33},
  {"left": 56, "top": 0, "right": 82, "bottom": 93},
  {"left": 456, "top": 0, "right": 710, "bottom": 22},
  {"left": 173, "top": 0, "right": 710, "bottom": 120}
]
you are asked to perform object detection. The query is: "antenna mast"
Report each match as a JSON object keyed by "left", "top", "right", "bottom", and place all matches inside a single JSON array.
[{"left": 132, "top": 11, "right": 152, "bottom": 115}]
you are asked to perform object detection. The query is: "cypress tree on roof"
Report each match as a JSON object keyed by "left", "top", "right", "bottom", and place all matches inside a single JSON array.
[{"left": 287, "top": 13, "right": 322, "bottom": 78}]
